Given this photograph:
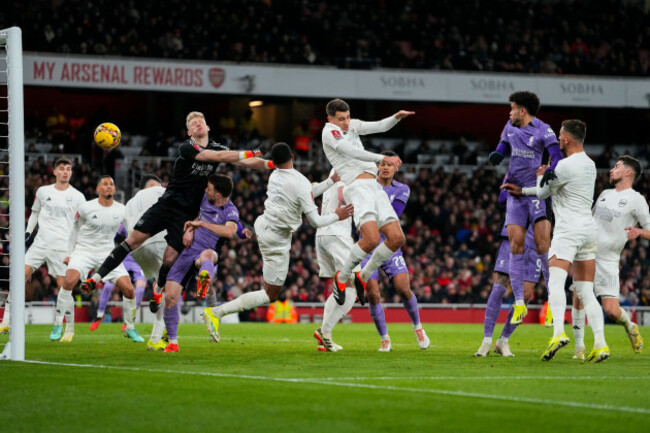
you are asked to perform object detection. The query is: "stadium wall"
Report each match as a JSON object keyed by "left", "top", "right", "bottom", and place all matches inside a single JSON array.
[{"left": 23, "top": 53, "right": 650, "bottom": 107}]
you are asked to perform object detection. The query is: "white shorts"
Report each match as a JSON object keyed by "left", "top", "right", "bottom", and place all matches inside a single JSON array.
[
  {"left": 254, "top": 215, "right": 292, "bottom": 286},
  {"left": 316, "top": 235, "right": 359, "bottom": 278},
  {"left": 25, "top": 245, "right": 68, "bottom": 277},
  {"left": 343, "top": 179, "right": 398, "bottom": 229},
  {"left": 67, "top": 253, "right": 129, "bottom": 285},
  {"left": 594, "top": 259, "right": 619, "bottom": 298},
  {"left": 549, "top": 230, "right": 597, "bottom": 263},
  {"left": 130, "top": 240, "right": 166, "bottom": 280}
]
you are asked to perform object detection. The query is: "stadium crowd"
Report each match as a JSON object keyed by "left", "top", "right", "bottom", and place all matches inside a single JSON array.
[
  {"left": 5, "top": 0, "right": 649, "bottom": 76},
  {"left": 20, "top": 149, "right": 650, "bottom": 309}
]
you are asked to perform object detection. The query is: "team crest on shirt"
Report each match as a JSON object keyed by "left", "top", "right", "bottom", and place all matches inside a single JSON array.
[
  {"left": 66, "top": 196, "right": 73, "bottom": 203},
  {"left": 618, "top": 199, "right": 628, "bottom": 207},
  {"left": 331, "top": 130, "right": 342, "bottom": 140},
  {"left": 527, "top": 136, "right": 535, "bottom": 147}
]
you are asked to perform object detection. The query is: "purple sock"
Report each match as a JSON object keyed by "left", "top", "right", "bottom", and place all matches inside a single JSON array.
[
  {"left": 500, "top": 306, "right": 519, "bottom": 339},
  {"left": 484, "top": 283, "right": 506, "bottom": 338},
  {"left": 200, "top": 260, "right": 214, "bottom": 275},
  {"left": 369, "top": 303, "right": 388, "bottom": 337},
  {"left": 541, "top": 253, "right": 549, "bottom": 293},
  {"left": 509, "top": 253, "right": 524, "bottom": 301},
  {"left": 402, "top": 294, "right": 421, "bottom": 327},
  {"left": 98, "top": 282, "right": 114, "bottom": 314},
  {"left": 135, "top": 284, "right": 145, "bottom": 306},
  {"left": 164, "top": 303, "right": 180, "bottom": 341}
]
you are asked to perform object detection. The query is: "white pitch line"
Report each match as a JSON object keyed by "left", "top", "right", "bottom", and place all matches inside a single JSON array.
[
  {"left": 13, "top": 359, "right": 650, "bottom": 415},
  {"left": 313, "top": 375, "right": 650, "bottom": 381}
]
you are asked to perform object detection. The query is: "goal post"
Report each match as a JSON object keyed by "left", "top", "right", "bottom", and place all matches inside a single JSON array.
[{"left": 0, "top": 27, "right": 25, "bottom": 361}]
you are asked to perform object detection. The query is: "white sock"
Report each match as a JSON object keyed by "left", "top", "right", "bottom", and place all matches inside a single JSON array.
[
  {"left": 213, "top": 290, "right": 270, "bottom": 319},
  {"left": 572, "top": 307, "right": 585, "bottom": 348},
  {"left": 497, "top": 336, "right": 508, "bottom": 344},
  {"left": 575, "top": 281, "right": 606, "bottom": 348},
  {"left": 122, "top": 296, "right": 137, "bottom": 331},
  {"left": 616, "top": 307, "right": 633, "bottom": 331},
  {"left": 96, "top": 310, "right": 104, "bottom": 319},
  {"left": 1, "top": 297, "right": 10, "bottom": 325},
  {"left": 482, "top": 336, "right": 492, "bottom": 345},
  {"left": 514, "top": 299, "right": 525, "bottom": 306},
  {"left": 413, "top": 323, "right": 422, "bottom": 331},
  {"left": 340, "top": 243, "right": 369, "bottom": 281},
  {"left": 359, "top": 243, "right": 395, "bottom": 282},
  {"left": 150, "top": 294, "right": 166, "bottom": 343},
  {"left": 55, "top": 289, "right": 74, "bottom": 330},
  {"left": 321, "top": 286, "right": 357, "bottom": 336},
  {"left": 548, "top": 267, "right": 568, "bottom": 337},
  {"left": 381, "top": 334, "right": 390, "bottom": 341}
]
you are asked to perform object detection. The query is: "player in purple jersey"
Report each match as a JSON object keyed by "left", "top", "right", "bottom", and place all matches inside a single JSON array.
[
  {"left": 161, "top": 174, "right": 241, "bottom": 352},
  {"left": 360, "top": 151, "right": 429, "bottom": 351},
  {"left": 489, "top": 91, "right": 560, "bottom": 325},
  {"left": 475, "top": 198, "right": 545, "bottom": 356},
  {"left": 476, "top": 181, "right": 547, "bottom": 356}
]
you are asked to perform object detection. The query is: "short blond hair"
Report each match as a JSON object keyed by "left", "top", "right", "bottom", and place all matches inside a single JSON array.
[{"left": 186, "top": 111, "right": 206, "bottom": 129}]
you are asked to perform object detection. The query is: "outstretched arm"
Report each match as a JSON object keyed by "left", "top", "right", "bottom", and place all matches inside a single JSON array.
[
  {"left": 356, "top": 111, "right": 414, "bottom": 135},
  {"left": 231, "top": 158, "right": 275, "bottom": 170},
  {"left": 303, "top": 203, "right": 354, "bottom": 228},
  {"left": 186, "top": 220, "right": 237, "bottom": 239}
]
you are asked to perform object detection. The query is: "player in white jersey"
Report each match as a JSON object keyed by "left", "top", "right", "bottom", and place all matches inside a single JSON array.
[
  {"left": 570, "top": 156, "right": 648, "bottom": 357},
  {"left": 1, "top": 159, "right": 86, "bottom": 334},
  {"left": 312, "top": 170, "right": 359, "bottom": 351},
  {"left": 503, "top": 119, "right": 609, "bottom": 362},
  {"left": 125, "top": 174, "right": 167, "bottom": 281},
  {"left": 123, "top": 174, "right": 171, "bottom": 350},
  {"left": 48, "top": 176, "right": 144, "bottom": 343},
  {"left": 321, "top": 99, "right": 414, "bottom": 308},
  {"left": 201, "top": 143, "right": 353, "bottom": 341}
]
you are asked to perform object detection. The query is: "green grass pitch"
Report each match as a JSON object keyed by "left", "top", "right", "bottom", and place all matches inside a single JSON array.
[{"left": 2, "top": 322, "right": 649, "bottom": 433}]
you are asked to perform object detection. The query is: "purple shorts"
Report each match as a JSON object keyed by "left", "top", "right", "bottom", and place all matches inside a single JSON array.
[
  {"left": 123, "top": 254, "right": 145, "bottom": 283},
  {"left": 360, "top": 247, "right": 408, "bottom": 281},
  {"left": 493, "top": 238, "right": 542, "bottom": 283},
  {"left": 504, "top": 195, "right": 547, "bottom": 228},
  {"left": 168, "top": 242, "right": 204, "bottom": 284}
]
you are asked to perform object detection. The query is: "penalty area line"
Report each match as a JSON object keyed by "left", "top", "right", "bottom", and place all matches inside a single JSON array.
[{"left": 17, "top": 359, "right": 650, "bottom": 415}]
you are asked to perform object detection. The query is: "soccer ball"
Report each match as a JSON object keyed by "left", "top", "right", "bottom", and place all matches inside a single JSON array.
[{"left": 94, "top": 122, "right": 121, "bottom": 149}]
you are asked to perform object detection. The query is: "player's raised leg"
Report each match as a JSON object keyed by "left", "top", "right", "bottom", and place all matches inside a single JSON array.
[
  {"left": 602, "top": 297, "right": 643, "bottom": 354},
  {"left": 195, "top": 250, "right": 218, "bottom": 300}
]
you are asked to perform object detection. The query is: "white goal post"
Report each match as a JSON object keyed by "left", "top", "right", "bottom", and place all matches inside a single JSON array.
[{"left": 0, "top": 27, "right": 25, "bottom": 361}]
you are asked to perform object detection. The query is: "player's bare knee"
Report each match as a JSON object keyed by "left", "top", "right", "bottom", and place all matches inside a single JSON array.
[
  {"left": 495, "top": 273, "right": 509, "bottom": 286},
  {"left": 510, "top": 242, "right": 524, "bottom": 255},
  {"left": 359, "top": 235, "right": 380, "bottom": 251},
  {"left": 387, "top": 231, "right": 405, "bottom": 250}
]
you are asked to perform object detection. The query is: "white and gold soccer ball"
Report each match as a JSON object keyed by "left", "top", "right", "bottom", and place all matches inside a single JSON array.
[{"left": 94, "top": 122, "right": 121, "bottom": 149}]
